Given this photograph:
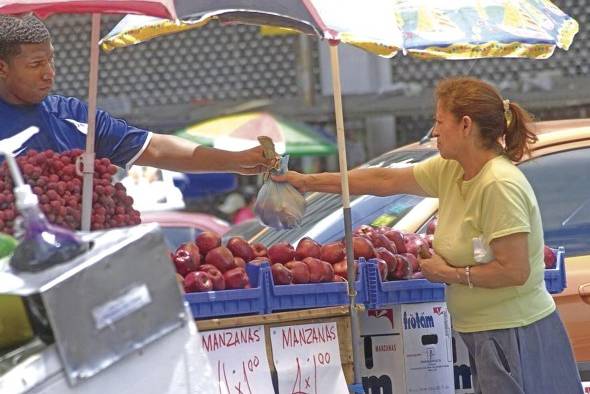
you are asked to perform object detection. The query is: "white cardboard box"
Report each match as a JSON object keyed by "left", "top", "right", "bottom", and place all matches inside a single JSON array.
[{"left": 360, "top": 302, "right": 455, "bottom": 394}]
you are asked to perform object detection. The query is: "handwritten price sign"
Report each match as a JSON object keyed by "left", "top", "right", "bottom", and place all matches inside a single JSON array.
[
  {"left": 270, "top": 322, "right": 348, "bottom": 394},
  {"left": 201, "top": 325, "right": 274, "bottom": 394}
]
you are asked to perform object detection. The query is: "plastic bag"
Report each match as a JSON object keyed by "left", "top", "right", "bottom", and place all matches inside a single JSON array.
[{"left": 254, "top": 155, "right": 305, "bottom": 229}]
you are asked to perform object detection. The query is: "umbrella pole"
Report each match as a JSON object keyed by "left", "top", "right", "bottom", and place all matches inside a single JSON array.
[
  {"left": 328, "top": 44, "right": 364, "bottom": 394},
  {"left": 80, "top": 14, "right": 100, "bottom": 232}
]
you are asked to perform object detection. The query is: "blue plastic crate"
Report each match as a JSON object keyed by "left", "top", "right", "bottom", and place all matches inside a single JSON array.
[
  {"left": 545, "top": 247, "right": 566, "bottom": 294},
  {"left": 360, "top": 258, "right": 446, "bottom": 309},
  {"left": 185, "top": 263, "right": 270, "bottom": 319},
  {"left": 263, "top": 261, "right": 367, "bottom": 313}
]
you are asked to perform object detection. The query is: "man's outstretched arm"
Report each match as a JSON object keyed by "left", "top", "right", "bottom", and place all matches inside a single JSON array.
[{"left": 135, "top": 133, "right": 274, "bottom": 175}]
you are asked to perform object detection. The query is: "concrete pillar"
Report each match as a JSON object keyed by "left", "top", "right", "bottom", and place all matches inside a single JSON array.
[
  {"left": 318, "top": 43, "right": 392, "bottom": 95},
  {"left": 365, "top": 115, "right": 397, "bottom": 158}
]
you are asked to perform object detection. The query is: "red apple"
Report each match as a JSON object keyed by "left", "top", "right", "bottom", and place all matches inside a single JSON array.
[
  {"left": 390, "top": 254, "right": 412, "bottom": 280},
  {"left": 354, "top": 225, "right": 374, "bottom": 235},
  {"left": 544, "top": 245, "right": 557, "bottom": 269},
  {"left": 402, "top": 252, "right": 420, "bottom": 273},
  {"left": 199, "top": 264, "right": 226, "bottom": 290},
  {"left": 295, "top": 237, "right": 321, "bottom": 260},
  {"left": 223, "top": 267, "right": 249, "bottom": 289},
  {"left": 320, "top": 241, "right": 345, "bottom": 263},
  {"left": 196, "top": 231, "right": 221, "bottom": 255},
  {"left": 252, "top": 242, "right": 268, "bottom": 257},
  {"left": 205, "top": 246, "right": 236, "bottom": 273},
  {"left": 183, "top": 271, "right": 213, "bottom": 293},
  {"left": 384, "top": 229, "right": 406, "bottom": 254},
  {"left": 173, "top": 249, "right": 200, "bottom": 276},
  {"left": 302, "top": 257, "right": 324, "bottom": 283},
  {"left": 285, "top": 260, "right": 310, "bottom": 284},
  {"left": 268, "top": 242, "right": 296, "bottom": 264},
  {"left": 376, "top": 247, "right": 397, "bottom": 274},
  {"left": 320, "top": 260, "right": 335, "bottom": 282},
  {"left": 353, "top": 236, "right": 376, "bottom": 259},
  {"left": 271, "top": 263, "right": 293, "bottom": 285},
  {"left": 226, "top": 236, "right": 255, "bottom": 262},
  {"left": 370, "top": 233, "right": 397, "bottom": 254},
  {"left": 332, "top": 259, "right": 358, "bottom": 281},
  {"left": 403, "top": 233, "right": 425, "bottom": 257},
  {"left": 176, "top": 241, "right": 200, "bottom": 262},
  {"left": 233, "top": 257, "right": 246, "bottom": 269},
  {"left": 426, "top": 217, "right": 437, "bottom": 235}
]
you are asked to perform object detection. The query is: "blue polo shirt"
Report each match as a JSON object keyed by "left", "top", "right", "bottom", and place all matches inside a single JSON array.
[{"left": 0, "top": 95, "right": 151, "bottom": 168}]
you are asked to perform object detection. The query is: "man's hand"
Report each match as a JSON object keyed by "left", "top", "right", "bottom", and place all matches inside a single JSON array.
[
  {"left": 235, "top": 145, "right": 279, "bottom": 175},
  {"left": 271, "top": 171, "right": 307, "bottom": 193}
]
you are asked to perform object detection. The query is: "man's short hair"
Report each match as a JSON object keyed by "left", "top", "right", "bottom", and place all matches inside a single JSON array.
[{"left": 0, "top": 14, "right": 51, "bottom": 61}]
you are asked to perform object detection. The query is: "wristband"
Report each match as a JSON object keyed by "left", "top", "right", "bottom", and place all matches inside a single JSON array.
[{"left": 465, "top": 266, "right": 474, "bottom": 288}]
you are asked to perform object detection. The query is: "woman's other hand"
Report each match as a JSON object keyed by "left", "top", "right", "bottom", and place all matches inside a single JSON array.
[{"left": 418, "top": 252, "right": 454, "bottom": 283}]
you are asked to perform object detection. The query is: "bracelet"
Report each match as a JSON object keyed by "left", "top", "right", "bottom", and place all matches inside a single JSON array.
[{"left": 465, "top": 266, "right": 474, "bottom": 288}]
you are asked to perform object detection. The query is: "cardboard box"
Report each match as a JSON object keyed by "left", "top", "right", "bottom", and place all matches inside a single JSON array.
[
  {"left": 360, "top": 302, "right": 455, "bottom": 394},
  {"left": 582, "top": 381, "right": 590, "bottom": 393}
]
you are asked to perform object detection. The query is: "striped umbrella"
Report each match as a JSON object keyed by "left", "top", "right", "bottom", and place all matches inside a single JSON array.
[{"left": 175, "top": 112, "right": 336, "bottom": 157}]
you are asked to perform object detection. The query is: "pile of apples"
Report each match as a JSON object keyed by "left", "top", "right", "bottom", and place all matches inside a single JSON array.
[
  {"left": 171, "top": 220, "right": 559, "bottom": 294},
  {"left": 171, "top": 231, "right": 257, "bottom": 293},
  {"left": 171, "top": 223, "right": 437, "bottom": 294}
]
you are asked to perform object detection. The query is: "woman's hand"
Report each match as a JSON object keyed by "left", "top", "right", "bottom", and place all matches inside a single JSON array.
[
  {"left": 418, "top": 252, "right": 455, "bottom": 283},
  {"left": 271, "top": 171, "right": 307, "bottom": 193}
]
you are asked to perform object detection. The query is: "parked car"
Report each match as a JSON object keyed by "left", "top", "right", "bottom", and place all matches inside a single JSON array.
[
  {"left": 142, "top": 211, "right": 230, "bottom": 251},
  {"left": 226, "top": 118, "right": 590, "bottom": 372}
]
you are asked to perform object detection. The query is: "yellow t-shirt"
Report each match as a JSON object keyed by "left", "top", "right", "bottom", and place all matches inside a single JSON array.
[{"left": 413, "top": 155, "right": 555, "bottom": 332}]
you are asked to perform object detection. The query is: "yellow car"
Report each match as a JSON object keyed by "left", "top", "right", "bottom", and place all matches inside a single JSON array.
[{"left": 229, "top": 118, "right": 590, "bottom": 373}]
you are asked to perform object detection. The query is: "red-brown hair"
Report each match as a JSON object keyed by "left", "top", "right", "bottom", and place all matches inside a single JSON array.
[{"left": 435, "top": 77, "right": 537, "bottom": 161}]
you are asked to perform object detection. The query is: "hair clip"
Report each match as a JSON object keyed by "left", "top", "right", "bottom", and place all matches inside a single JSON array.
[{"left": 503, "top": 99, "right": 513, "bottom": 127}]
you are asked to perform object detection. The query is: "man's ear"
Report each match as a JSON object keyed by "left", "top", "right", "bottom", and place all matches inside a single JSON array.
[{"left": 0, "top": 59, "right": 8, "bottom": 79}]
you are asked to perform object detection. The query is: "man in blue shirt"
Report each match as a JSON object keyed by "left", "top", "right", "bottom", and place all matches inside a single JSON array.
[{"left": 0, "top": 14, "right": 274, "bottom": 174}]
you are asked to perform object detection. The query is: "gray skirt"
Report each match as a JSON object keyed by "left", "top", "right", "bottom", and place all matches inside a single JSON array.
[{"left": 459, "top": 310, "right": 583, "bottom": 394}]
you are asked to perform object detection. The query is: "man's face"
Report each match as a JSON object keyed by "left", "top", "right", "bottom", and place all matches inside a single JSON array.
[{"left": 0, "top": 41, "right": 55, "bottom": 105}]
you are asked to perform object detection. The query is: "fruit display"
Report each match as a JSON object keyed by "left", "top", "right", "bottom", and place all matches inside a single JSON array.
[
  {"left": 170, "top": 225, "right": 436, "bottom": 294},
  {"left": 0, "top": 149, "right": 141, "bottom": 234}
]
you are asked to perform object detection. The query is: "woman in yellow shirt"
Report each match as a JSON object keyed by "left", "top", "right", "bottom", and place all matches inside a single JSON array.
[{"left": 274, "top": 77, "right": 582, "bottom": 393}]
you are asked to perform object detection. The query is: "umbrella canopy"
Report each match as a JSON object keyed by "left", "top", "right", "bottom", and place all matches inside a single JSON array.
[
  {"left": 101, "top": 0, "right": 578, "bottom": 59},
  {"left": 175, "top": 112, "right": 337, "bottom": 157},
  {"left": 0, "top": 0, "right": 175, "bottom": 19}
]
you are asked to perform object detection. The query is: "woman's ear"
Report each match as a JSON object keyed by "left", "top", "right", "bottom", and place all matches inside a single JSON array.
[{"left": 461, "top": 115, "right": 473, "bottom": 137}]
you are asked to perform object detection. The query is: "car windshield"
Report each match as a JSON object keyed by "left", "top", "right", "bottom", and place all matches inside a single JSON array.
[
  {"left": 160, "top": 226, "right": 201, "bottom": 250},
  {"left": 226, "top": 148, "right": 438, "bottom": 245}
]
